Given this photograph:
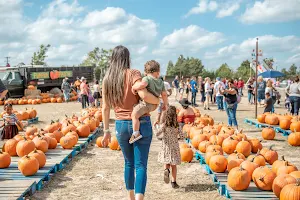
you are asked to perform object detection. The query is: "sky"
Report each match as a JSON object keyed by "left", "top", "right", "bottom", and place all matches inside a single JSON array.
[{"left": 1, "top": 0, "right": 300, "bottom": 73}]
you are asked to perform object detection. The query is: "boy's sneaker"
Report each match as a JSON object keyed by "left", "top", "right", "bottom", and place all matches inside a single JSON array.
[
  {"left": 129, "top": 133, "right": 143, "bottom": 144},
  {"left": 164, "top": 169, "right": 170, "bottom": 184},
  {"left": 171, "top": 182, "right": 179, "bottom": 189}
]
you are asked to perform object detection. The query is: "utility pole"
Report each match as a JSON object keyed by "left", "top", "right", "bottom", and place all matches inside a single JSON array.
[
  {"left": 5, "top": 57, "right": 10, "bottom": 67},
  {"left": 255, "top": 38, "right": 258, "bottom": 118}
]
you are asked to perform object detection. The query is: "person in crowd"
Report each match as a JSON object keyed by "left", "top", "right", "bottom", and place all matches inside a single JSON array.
[
  {"left": 285, "top": 94, "right": 290, "bottom": 111},
  {"left": 264, "top": 92, "right": 273, "bottom": 113},
  {"left": 172, "top": 76, "right": 179, "bottom": 101},
  {"left": 265, "top": 79, "right": 277, "bottom": 112},
  {"left": 210, "top": 81, "right": 215, "bottom": 104},
  {"left": 93, "top": 80, "right": 102, "bottom": 107},
  {"left": 163, "top": 76, "right": 172, "bottom": 96},
  {"left": 0, "top": 79, "right": 8, "bottom": 101},
  {"left": 198, "top": 76, "right": 205, "bottom": 104},
  {"left": 234, "top": 79, "right": 238, "bottom": 88},
  {"left": 255, "top": 76, "right": 266, "bottom": 106},
  {"left": 219, "top": 79, "right": 238, "bottom": 129},
  {"left": 214, "top": 77, "right": 225, "bottom": 111},
  {"left": 0, "top": 103, "right": 23, "bottom": 140},
  {"left": 204, "top": 77, "right": 211, "bottom": 110},
  {"left": 101, "top": 45, "right": 159, "bottom": 200},
  {"left": 247, "top": 80, "right": 254, "bottom": 104},
  {"left": 156, "top": 106, "right": 184, "bottom": 189},
  {"left": 179, "top": 79, "right": 184, "bottom": 100},
  {"left": 285, "top": 76, "right": 300, "bottom": 115},
  {"left": 190, "top": 76, "right": 198, "bottom": 107},
  {"left": 86, "top": 81, "right": 92, "bottom": 107},
  {"left": 74, "top": 77, "right": 81, "bottom": 102},
  {"left": 80, "top": 77, "right": 89, "bottom": 109},
  {"left": 184, "top": 78, "right": 190, "bottom": 100},
  {"left": 237, "top": 78, "right": 244, "bottom": 96},
  {"left": 61, "top": 77, "right": 71, "bottom": 102},
  {"left": 130, "top": 60, "right": 168, "bottom": 144},
  {"left": 177, "top": 98, "right": 195, "bottom": 127}
]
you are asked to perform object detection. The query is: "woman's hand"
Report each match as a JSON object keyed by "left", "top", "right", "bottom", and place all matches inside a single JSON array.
[{"left": 101, "top": 132, "right": 111, "bottom": 147}]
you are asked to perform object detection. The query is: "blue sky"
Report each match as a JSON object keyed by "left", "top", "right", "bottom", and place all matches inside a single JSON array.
[{"left": 1, "top": 0, "right": 300, "bottom": 73}]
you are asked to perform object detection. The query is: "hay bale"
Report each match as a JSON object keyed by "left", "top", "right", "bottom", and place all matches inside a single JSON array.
[
  {"left": 24, "top": 89, "right": 41, "bottom": 97},
  {"left": 49, "top": 88, "right": 62, "bottom": 95}
]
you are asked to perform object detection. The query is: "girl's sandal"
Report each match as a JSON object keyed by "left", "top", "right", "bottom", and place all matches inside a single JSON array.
[{"left": 164, "top": 169, "right": 170, "bottom": 184}]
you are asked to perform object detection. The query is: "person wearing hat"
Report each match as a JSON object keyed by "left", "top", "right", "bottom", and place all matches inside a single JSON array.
[
  {"left": 177, "top": 98, "right": 195, "bottom": 128},
  {"left": 214, "top": 77, "right": 225, "bottom": 111},
  {"left": 61, "top": 77, "right": 71, "bottom": 102},
  {"left": 80, "top": 77, "right": 89, "bottom": 108}
]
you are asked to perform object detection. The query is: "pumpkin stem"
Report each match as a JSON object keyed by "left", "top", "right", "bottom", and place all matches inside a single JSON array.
[
  {"left": 25, "top": 155, "right": 30, "bottom": 159},
  {"left": 0, "top": 151, "right": 3, "bottom": 154},
  {"left": 269, "top": 144, "right": 275, "bottom": 151},
  {"left": 281, "top": 155, "right": 285, "bottom": 161},
  {"left": 296, "top": 178, "right": 300, "bottom": 186}
]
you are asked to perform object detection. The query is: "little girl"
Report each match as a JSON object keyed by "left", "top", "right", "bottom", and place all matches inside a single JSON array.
[
  {"left": 0, "top": 103, "right": 23, "bottom": 140},
  {"left": 285, "top": 94, "right": 290, "bottom": 111},
  {"left": 156, "top": 106, "right": 184, "bottom": 189}
]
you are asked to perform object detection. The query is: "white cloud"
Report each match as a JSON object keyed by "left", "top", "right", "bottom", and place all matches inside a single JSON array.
[
  {"left": 0, "top": 1, "right": 158, "bottom": 68},
  {"left": 240, "top": 0, "right": 300, "bottom": 24},
  {"left": 287, "top": 53, "right": 300, "bottom": 63},
  {"left": 217, "top": 2, "right": 240, "bottom": 18},
  {"left": 185, "top": 0, "right": 218, "bottom": 17},
  {"left": 153, "top": 25, "right": 225, "bottom": 55}
]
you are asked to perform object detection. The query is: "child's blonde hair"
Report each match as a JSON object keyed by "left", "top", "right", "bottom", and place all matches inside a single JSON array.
[{"left": 144, "top": 60, "right": 160, "bottom": 74}]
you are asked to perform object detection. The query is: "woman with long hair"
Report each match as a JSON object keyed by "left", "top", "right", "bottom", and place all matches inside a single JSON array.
[
  {"left": 101, "top": 46, "right": 159, "bottom": 200},
  {"left": 286, "top": 76, "right": 300, "bottom": 115},
  {"left": 204, "top": 77, "right": 211, "bottom": 110}
]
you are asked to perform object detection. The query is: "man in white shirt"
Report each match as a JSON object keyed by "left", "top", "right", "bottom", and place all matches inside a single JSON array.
[{"left": 214, "top": 77, "right": 225, "bottom": 111}]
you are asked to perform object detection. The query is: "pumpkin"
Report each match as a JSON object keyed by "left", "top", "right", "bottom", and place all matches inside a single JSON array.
[
  {"left": 0, "top": 151, "right": 11, "bottom": 168},
  {"left": 48, "top": 138, "right": 57, "bottom": 149},
  {"left": 228, "top": 166, "right": 251, "bottom": 191},
  {"left": 248, "top": 138, "right": 262, "bottom": 153},
  {"left": 205, "top": 149, "right": 222, "bottom": 165},
  {"left": 220, "top": 126, "right": 235, "bottom": 135},
  {"left": 44, "top": 122, "right": 58, "bottom": 133},
  {"left": 227, "top": 151, "right": 246, "bottom": 162},
  {"left": 189, "top": 126, "right": 204, "bottom": 139},
  {"left": 262, "top": 127, "right": 275, "bottom": 140},
  {"left": 56, "top": 97, "right": 63, "bottom": 103},
  {"left": 236, "top": 139, "right": 252, "bottom": 157},
  {"left": 27, "top": 108, "right": 37, "bottom": 119},
  {"left": 290, "top": 120, "right": 300, "bottom": 132},
  {"left": 2, "top": 139, "right": 18, "bottom": 156},
  {"left": 257, "top": 114, "right": 266, "bottom": 123},
  {"left": 51, "top": 129, "right": 63, "bottom": 142},
  {"left": 288, "top": 132, "right": 300, "bottom": 146},
  {"left": 182, "top": 124, "right": 192, "bottom": 138},
  {"left": 272, "top": 174, "right": 297, "bottom": 198},
  {"left": 19, "top": 111, "right": 29, "bottom": 120},
  {"left": 96, "top": 136, "right": 108, "bottom": 148},
  {"left": 280, "top": 119, "right": 292, "bottom": 130},
  {"left": 209, "top": 135, "right": 224, "bottom": 146},
  {"left": 61, "top": 124, "right": 76, "bottom": 135},
  {"left": 191, "top": 134, "right": 208, "bottom": 149},
  {"left": 83, "top": 118, "right": 97, "bottom": 132},
  {"left": 240, "top": 160, "right": 259, "bottom": 179},
  {"left": 247, "top": 151, "right": 266, "bottom": 166},
  {"left": 252, "top": 166, "right": 276, "bottom": 191},
  {"left": 290, "top": 171, "right": 300, "bottom": 179},
  {"left": 65, "top": 131, "right": 79, "bottom": 141},
  {"left": 180, "top": 147, "right": 193, "bottom": 162},
  {"left": 206, "top": 144, "right": 223, "bottom": 154},
  {"left": 262, "top": 145, "right": 278, "bottom": 165},
  {"left": 76, "top": 124, "right": 91, "bottom": 138},
  {"left": 18, "top": 155, "right": 39, "bottom": 176},
  {"left": 280, "top": 179, "right": 300, "bottom": 200},
  {"left": 222, "top": 137, "right": 239, "bottom": 154},
  {"left": 28, "top": 85, "right": 35, "bottom": 90},
  {"left": 209, "top": 155, "right": 228, "bottom": 173},
  {"left": 16, "top": 138, "right": 36, "bottom": 157},
  {"left": 198, "top": 141, "right": 212, "bottom": 153},
  {"left": 179, "top": 143, "right": 190, "bottom": 149},
  {"left": 109, "top": 137, "right": 119, "bottom": 150},
  {"left": 25, "top": 126, "right": 38, "bottom": 136},
  {"left": 28, "top": 149, "right": 46, "bottom": 168},
  {"left": 227, "top": 156, "right": 244, "bottom": 172},
  {"left": 277, "top": 161, "right": 298, "bottom": 176},
  {"left": 272, "top": 156, "right": 287, "bottom": 174},
  {"left": 32, "top": 135, "right": 48, "bottom": 153},
  {"left": 265, "top": 114, "right": 279, "bottom": 125},
  {"left": 50, "top": 98, "right": 57, "bottom": 103},
  {"left": 60, "top": 135, "right": 77, "bottom": 149}
]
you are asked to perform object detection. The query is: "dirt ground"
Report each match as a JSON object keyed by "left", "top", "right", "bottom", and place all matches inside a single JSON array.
[{"left": 2, "top": 91, "right": 300, "bottom": 200}]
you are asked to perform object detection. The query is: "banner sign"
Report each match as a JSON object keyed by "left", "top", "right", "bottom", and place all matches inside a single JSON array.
[{"left": 30, "top": 71, "right": 73, "bottom": 80}]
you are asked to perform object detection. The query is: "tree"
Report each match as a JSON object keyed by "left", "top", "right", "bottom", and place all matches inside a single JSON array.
[
  {"left": 288, "top": 63, "right": 297, "bottom": 76},
  {"left": 201, "top": 69, "right": 215, "bottom": 80},
  {"left": 166, "top": 55, "right": 204, "bottom": 76},
  {"left": 215, "top": 63, "right": 233, "bottom": 78},
  {"left": 81, "top": 47, "right": 112, "bottom": 81},
  {"left": 235, "top": 60, "right": 254, "bottom": 81},
  {"left": 31, "top": 44, "right": 51, "bottom": 65}
]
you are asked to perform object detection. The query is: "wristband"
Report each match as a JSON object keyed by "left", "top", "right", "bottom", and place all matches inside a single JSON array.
[{"left": 103, "top": 129, "right": 111, "bottom": 134}]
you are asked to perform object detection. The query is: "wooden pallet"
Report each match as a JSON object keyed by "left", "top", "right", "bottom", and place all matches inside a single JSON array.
[
  {"left": 187, "top": 140, "right": 278, "bottom": 200},
  {"left": 0, "top": 127, "right": 100, "bottom": 200}
]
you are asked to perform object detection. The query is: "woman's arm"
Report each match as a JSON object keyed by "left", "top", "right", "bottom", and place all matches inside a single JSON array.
[
  {"left": 225, "top": 88, "right": 237, "bottom": 95},
  {"left": 132, "top": 81, "right": 148, "bottom": 91},
  {"left": 101, "top": 83, "right": 111, "bottom": 147}
]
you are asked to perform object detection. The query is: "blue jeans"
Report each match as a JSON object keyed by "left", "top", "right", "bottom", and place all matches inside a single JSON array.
[
  {"left": 115, "top": 116, "right": 152, "bottom": 195},
  {"left": 247, "top": 92, "right": 252, "bottom": 103},
  {"left": 191, "top": 92, "right": 197, "bottom": 105},
  {"left": 257, "top": 90, "right": 265, "bottom": 103},
  {"left": 290, "top": 96, "right": 300, "bottom": 115},
  {"left": 224, "top": 102, "right": 238, "bottom": 126},
  {"left": 200, "top": 91, "right": 205, "bottom": 102},
  {"left": 216, "top": 96, "right": 224, "bottom": 110},
  {"left": 63, "top": 91, "right": 70, "bottom": 102}
]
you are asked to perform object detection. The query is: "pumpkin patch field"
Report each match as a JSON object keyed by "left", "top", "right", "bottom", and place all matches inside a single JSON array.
[{"left": 0, "top": 94, "right": 299, "bottom": 200}]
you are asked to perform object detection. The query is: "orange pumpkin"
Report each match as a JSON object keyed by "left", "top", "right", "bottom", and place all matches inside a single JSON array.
[
  {"left": 108, "top": 136, "right": 119, "bottom": 150},
  {"left": 222, "top": 137, "right": 239, "bottom": 154},
  {"left": 28, "top": 149, "right": 46, "bottom": 168},
  {"left": 32, "top": 135, "right": 48, "bottom": 153},
  {"left": 227, "top": 151, "right": 246, "bottom": 162},
  {"left": 50, "top": 98, "right": 57, "bottom": 103},
  {"left": 227, "top": 157, "right": 244, "bottom": 172},
  {"left": 96, "top": 136, "right": 108, "bottom": 148},
  {"left": 272, "top": 174, "right": 296, "bottom": 198},
  {"left": 27, "top": 85, "right": 35, "bottom": 90},
  {"left": 16, "top": 138, "right": 36, "bottom": 157},
  {"left": 198, "top": 141, "right": 212, "bottom": 153},
  {"left": 279, "top": 179, "right": 300, "bottom": 200},
  {"left": 228, "top": 166, "right": 251, "bottom": 191},
  {"left": 249, "top": 138, "right": 262, "bottom": 153},
  {"left": 280, "top": 119, "right": 292, "bottom": 130},
  {"left": 0, "top": 151, "right": 11, "bottom": 168},
  {"left": 290, "top": 171, "right": 300, "bottom": 179},
  {"left": 191, "top": 134, "right": 208, "bottom": 149},
  {"left": 56, "top": 97, "right": 63, "bottom": 103},
  {"left": 240, "top": 160, "right": 259, "bottom": 179},
  {"left": 252, "top": 166, "right": 276, "bottom": 191},
  {"left": 2, "top": 139, "right": 18, "bottom": 156},
  {"left": 272, "top": 156, "right": 288, "bottom": 174},
  {"left": 60, "top": 135, "right": 77, "bottom": 149},
  {"left": 25, "top": 126, "right": 38, "bottom": 136},
  {"left": 265, "top": 114, "right": 279, "bottom": 125},
  {"left": 205, "top": 149, "right": 222, "bottom": 165},
  {"left": 261, "top": 146, "right": 278, "bottom": 165},
  {"left": 180, "top": 147, "right": 193, "bottom": 162},
  {"left": 277, "top": 161, "right": 298, "bottom": 176},
  {"left": 52, "top": 129, "right": 64, "bottom": 142},
  {"left": 290, "top": 119, "right": 300, "bottom": 132},
  {"left": 288, "top": 132, "right": 300, "bottom": 146},
  {"left": 262, "top": 127, "right": 275, "bottom": 140},
  {"left": 247, "top": 151, "right": 266, "bottom": 166},
  {"left": 257, "top": 114, "right": 266, "bottom": 123},
  {"left": 18, "top": 155, "right": 39, "bottom": 176},
  {"left": 209, "top": 155, "right": 227, "bottom": 173},
  {"left": 83, "top": 118, "right": 97, "bottom": 132},
  {"left": 236, "top": 139, "right": 252, "bottom": 157},
  {"left": 48, "top": 138, "right": 57, "bottom": 149},
  {"left": 76, "top": 124, "right": 91, "bottom": 137},
  {"left": 179, "top": 143, "right": 190, "bottom": 149}
]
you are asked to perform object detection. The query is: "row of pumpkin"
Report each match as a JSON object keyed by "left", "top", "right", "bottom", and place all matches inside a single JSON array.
[
  {"left": 178, "top": 108, "right": 300, "bottom": 199},
  {"left": 0, "top": 107, "right": 102, "bottom": 177},
  {"left": 0, "top": 96, "right": 78, "bottom": 106},
  {"left": 0, "top": 108, "right": 38, "bottom": 121}
]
